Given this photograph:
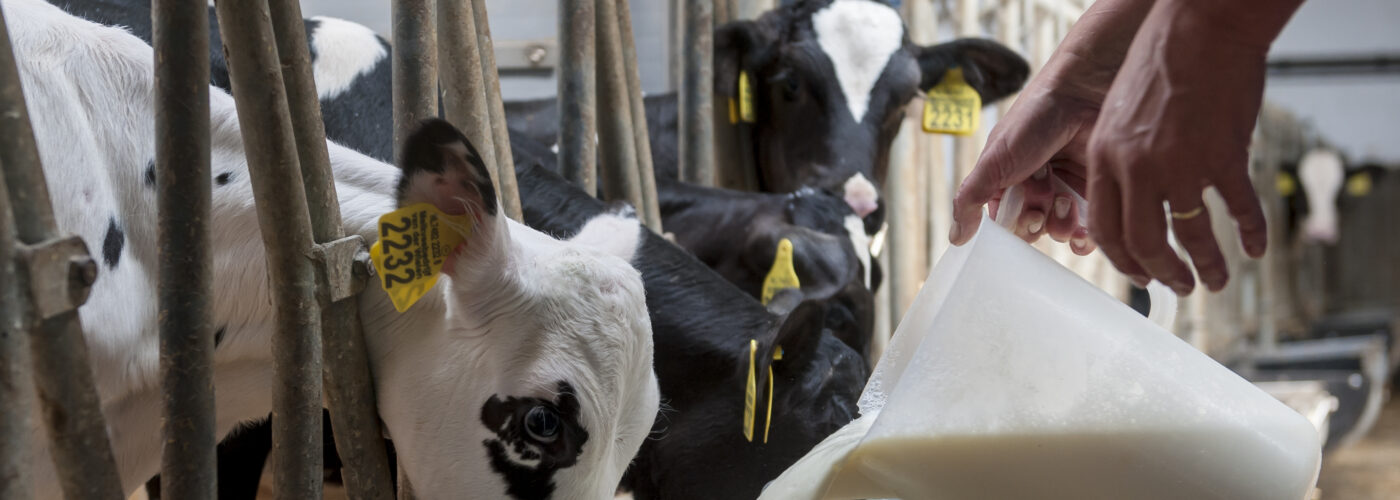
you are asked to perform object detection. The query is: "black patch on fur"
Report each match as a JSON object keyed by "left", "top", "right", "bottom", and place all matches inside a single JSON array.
[
  {"left": 480, "top": 381, "right": 588, "bottom": 500},
  {"left": 144, "top": 160, "right": 156, "bottom": 188},
  {"left": 216, "top": 172, "right": 233, "bottom": 185},
  {"left": 397, "top": 118, "right": 497, "bottom": 216},
  {"left": 102, "top": 217, "right": 124, "bottom": 268},
  {"left": 214, "top": 326, "right": 226, "bottom": 348}
]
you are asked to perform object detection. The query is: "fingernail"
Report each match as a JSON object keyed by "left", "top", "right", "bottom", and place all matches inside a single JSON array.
[
  {"left": 1033, "top": 167, "right": 1048, "bottom": 180},
  {"left": 1054, "top": 197, "right": 1071, "bottom": 219},
  {"left": 1205, "top": 271, "right": 1228, "bottom": 291},
  {"left": 1071, "top": 236, "right": 1088, "bottom": 251},
  {"left": 949, "top": 220, "right": 964, "bottom": 244},
  {"left": 1027, "top": 214, "right": 1044, "bottom": 235}
]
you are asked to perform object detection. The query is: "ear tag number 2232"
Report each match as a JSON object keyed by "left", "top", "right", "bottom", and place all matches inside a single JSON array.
[
  {"left": 922, "top": 67, "right": 981, "bottom": 136},
  {"left": 369, "top": 203, "right": 472, "bottom": 312}
]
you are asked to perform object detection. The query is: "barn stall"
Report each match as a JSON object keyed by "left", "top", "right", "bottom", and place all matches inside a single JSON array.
[{"left": 1, "top": 0, "right": 1396, "bottom": 498}]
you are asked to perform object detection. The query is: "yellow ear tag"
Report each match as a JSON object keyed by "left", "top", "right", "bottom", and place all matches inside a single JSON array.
[
  {"left": 761, "top": 238, "right": 801, "bottom": 305},
  {"left": 729, "top": 97, "right": 740, "bottom": 124},
  {"left": 1276, "top": 172, "right": 1297, "bottom": 197},
  {"left": 1346, "top": 172, "right": 1373, "bottom": 197},
  {"left": 744, "top": 339, "right": 758, "bottom": 442},
  {"left": 738, "top": 70, "right": 756, "bottom": 123},
  {"left": 922, "top": 67, "right": 980, "bottom": 136},
  {"left": 368, "top": 203, "right": 473, "bottom": 312}
]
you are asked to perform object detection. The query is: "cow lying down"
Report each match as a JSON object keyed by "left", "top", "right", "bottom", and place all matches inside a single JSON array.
[{"left": 9, "top": 0, "right": 658, "bottom": 498}]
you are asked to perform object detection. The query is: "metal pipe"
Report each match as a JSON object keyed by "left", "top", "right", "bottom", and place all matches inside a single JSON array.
[
  {"left": 267, "top": 1, "right": 396, "bottom": 499},
  {"left": 595, "top": 0, "right": 645, "bottom": 210},
  {"left": 615, "top": 0, "right": 663, "bottom": 231},
  {"left": 0, "top": 153, "right": 33, "bottom": 500},
  {"left": 0, "top": 3, "right": 124, "bottom": 497},
  {"left": 679, "top": 0, "right": 714, "bottom": 186},
  {"left": 153, "top": 0, "right": 216, "bottom": 497},
  {"left": 393, "top": 0, "right": 439, "bottom": 163},
  {"left": 438, "top": 0, "right": 500, "bottom": 196},
  {"left": 472, "top": 0, "right": 523, "bottom": 221},
  {"left": 212, "top": 1, "right": 323, "bottom": 497},
  {"left": 558, "top": 0, "right": 597, "bottom": 195}
]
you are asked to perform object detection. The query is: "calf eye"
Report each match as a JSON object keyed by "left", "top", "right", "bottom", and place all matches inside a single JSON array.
[{"left": 525, "top": 406, "right": 560, "bottom": 443}]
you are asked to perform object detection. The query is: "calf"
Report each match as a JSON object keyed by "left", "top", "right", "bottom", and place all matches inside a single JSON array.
[
  {"left": 1279, "top": 148, "right": 1389, "bottom": 245},
  {"left": 14, "top": 2, "right": 658, "bottom": 499},
  {"left": 510, "top": 156, "right": 866, "bottom": 500}
]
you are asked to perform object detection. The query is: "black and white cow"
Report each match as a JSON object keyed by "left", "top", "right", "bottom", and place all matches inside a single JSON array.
[
  {"left": 1278, "top": 148, "right": 1389, "bottom": 245},
  {"left": 16, "top": 1, "right": 658, "bottom": 499},
  {"left": 507, "top": 0, "right": 1029, "bottom": 227}
]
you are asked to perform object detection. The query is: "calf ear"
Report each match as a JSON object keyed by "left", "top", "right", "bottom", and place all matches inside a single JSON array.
[
  {"left": 570, "top": 210, "right": 643, "bottom": 264},
  {"left": 761, "top": 297, "right": 828, "bottom": 377},
  {"left": 746, "top": 228, "right": 858, "bottom": 304},
  {"left": 714, "top": 18, "right": 779, "bottom": 98},
  {"left": 395, "top": 118, "right": 498, "bottom": 218},
  {"left": 916, "top": 38, "right": 1029, "bottom": 104}
]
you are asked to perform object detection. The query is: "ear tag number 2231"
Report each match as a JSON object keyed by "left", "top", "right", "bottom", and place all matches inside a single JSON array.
[
  {"left": 922, "top": 67, "right": 981, "bottom": 136},
  {"left": 369, "top": 203, "right": 472, "bottom": 312}
]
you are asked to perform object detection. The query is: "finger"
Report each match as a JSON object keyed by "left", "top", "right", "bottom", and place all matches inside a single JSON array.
[
  {"left": 1214, "top": 169, "right": 1268, "bottom": 258},
  {"left": 1087, "top": 170, "right": 1149, "bottom": 286},
  {"left": 1014, "top": 167, "right": 1054, "bottom": 241},
  {"left": 951, "top": 106, "right": 1077, "bottom": 246},
  {"left": 1045, "top": 192, "right": 1077, "bottom": 242},
  {"left": 1168, "top": 199, "right": 1229, "bottom": 292},
  {"left": 1123, "top": 191, "right": 1196, "bottom": 296},
  {"left": 1069, "top": 227, "right": 1096, "bottom": 256}
]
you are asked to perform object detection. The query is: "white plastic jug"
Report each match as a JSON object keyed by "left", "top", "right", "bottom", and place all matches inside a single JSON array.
[{"left": 759, "top": 192, "right": 1322, "bottom": 500}]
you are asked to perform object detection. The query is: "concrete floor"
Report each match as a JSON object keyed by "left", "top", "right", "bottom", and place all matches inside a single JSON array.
[{"left": 1316, "top": 396, "right": 1400, "bottom": 499}]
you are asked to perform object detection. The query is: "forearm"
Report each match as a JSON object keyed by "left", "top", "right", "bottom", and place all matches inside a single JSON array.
[
  {"left": 1156, "top": 0, "right": 1307, "bottom": 51},
  {"left": 1035, "top": 0, "right": 1157, "bottom": 100}
]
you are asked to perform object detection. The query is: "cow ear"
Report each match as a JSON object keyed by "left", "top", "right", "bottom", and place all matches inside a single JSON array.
[
  {"left": 395, "top": 118, "right": 498, "bottom": 217},
  {"left": 569, "top": 208, "right": 643, "bottom": 264},
  {"left": 762, "top": 296, "right": 827, "bottom": 374},
  {"left": 715, "top": 18, "right": 778, "bottom": 98},
  {"left": 1344, "top": 164, "right": 1389, "bottom": 198},
  {"left": 747, "top": 228, "right": 856, "bottom": 303},
  {"left": 916, "top": 38, "right": 1029, "bottom": 104}
]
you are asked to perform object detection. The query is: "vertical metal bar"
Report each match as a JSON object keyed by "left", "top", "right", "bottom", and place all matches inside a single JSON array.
[
  {"left": 679, "top": 0, "right": 714, "bottom": 186},
  {"left": 153, "top": 0, "right": 216, "bottom": 498},
  {"left": 615, "top": 0, "right": 662, "bottom": 231},
  {"left": 558, "top": 0, "right": 597, "bottom": 195},
  {"left": 212, "top": 2, "right": 323, "bottom": 498},
  {"left": 713, "top": 0, "right": 731, "bottom": 24},
  {"left": 0, "top": 3, "right": 124, "bottom": 498},
  {"left": 438, "top": 0, "right": 500, "bottom": 196},
  {"left": 595, "top": 0, "right": 645, "bottom": 210},
  {"left": 471, "top": 0, "right": 524, "bottom": 222},
  {"left": 0, "top": 157, "right": 33, "bottom": 500},
  {"left": 393, "top": 0, "right": 439, "bottom": 163},
  {"left": 266, "top": 2, "right": 396, "bottom": 499}
]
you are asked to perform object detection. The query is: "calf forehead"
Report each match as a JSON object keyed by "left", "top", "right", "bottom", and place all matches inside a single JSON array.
[
  {"left": 811, "top": 0, "right": 905, "bottom": 122},
  {"left": 308, "top": 16, "right": 386, "bottom": 99},
  {"left": 1298, "top": 149, "right": 1345, "bottom": 202}
]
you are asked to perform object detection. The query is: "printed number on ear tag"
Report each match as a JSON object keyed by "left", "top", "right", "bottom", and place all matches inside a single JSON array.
[
  {"left": 738, "top": 70, "right": 756, "bottom": 123},
  {"left": 369, "top": 203, "right": 472, "bottom": 312},
  {"left": 922, "top": 67, "right": 981, "bottom": 136}
]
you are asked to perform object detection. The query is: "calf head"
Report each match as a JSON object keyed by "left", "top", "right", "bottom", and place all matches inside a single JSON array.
[
  {"left": 1279, "top": 148, "right": 1389, "bottom": 245},
  {"left": 716, "top": 0, "right": 1028, "bottom": 222},
  {"left": 373, "top": 120, "right": 659, "bottom": 499}
]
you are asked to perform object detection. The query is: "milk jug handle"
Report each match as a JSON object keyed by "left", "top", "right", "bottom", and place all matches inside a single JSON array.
[{"left": 994, "top": 183, "right": 1177, "bottom": 331}]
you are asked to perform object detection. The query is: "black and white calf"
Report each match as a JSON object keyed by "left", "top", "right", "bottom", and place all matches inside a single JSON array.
[
  {"left": 13, "top": 1, "right": 657, "bottom": 498},
  {"left": 1279, "top": 148, "right": 1389, "bottom": 245}
]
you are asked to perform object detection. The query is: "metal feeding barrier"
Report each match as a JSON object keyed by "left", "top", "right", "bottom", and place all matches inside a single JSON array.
[{"left": 0, "top": 0, "right": 663, "bottom": 497}]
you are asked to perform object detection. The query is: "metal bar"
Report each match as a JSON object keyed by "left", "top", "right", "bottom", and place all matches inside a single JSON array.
[
  {"left": 152, "top": 0, "right": 216, "bottom": 497},
  {"left": 1267, "top": 54, "right": 1400, "bottom": 77},
  {"left": 558, "top": 0, "right": 598, "bottom": 194},
  {"left": 472, "top": 0, "right": 524, "bottom": 221},
  {"left": 438, "top": 0, "right": 500, "bottom": 196},
  {"left": 0, "top": 2, "right": 124, "bottom": 497},
  {"left": 267, "top": 1, "right": 396, "bottom": 499},
  {"left": 393, "top": 0, "right": 439, "bottom": 163},
  {"left": 615, "top": 0, "right": 662, "bottom": 231},
  {"left": 713, "top": 0, "right": 731, "bottom": 24},
  {"left": 678, "top": 0, "right": 714, "bottom": 186},
  {"left": 0, "top": 153, "right": 33, "bottom": 500},
  {"left": 596, "top": 0, "right": 645, "bottom": 211},
  {"left": 212, "top": 2, "right": 323, "bottom": 498}
]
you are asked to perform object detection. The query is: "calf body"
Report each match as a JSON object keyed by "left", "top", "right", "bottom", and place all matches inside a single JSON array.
[{"left": 13, "top": 1, "right": 657, "bottom": 498}]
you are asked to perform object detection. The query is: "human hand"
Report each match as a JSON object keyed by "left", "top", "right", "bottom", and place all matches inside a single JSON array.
[{"left": 1085, "top": 2, "right": 1275, "bottom": 295}]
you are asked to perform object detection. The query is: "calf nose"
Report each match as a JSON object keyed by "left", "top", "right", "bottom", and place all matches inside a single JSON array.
[
  {"left": 1304, "top": 223, "right": 1338, "bottom": 245},
  {"left": 841, "top": 173, "right": 880, "bottom": 218}
]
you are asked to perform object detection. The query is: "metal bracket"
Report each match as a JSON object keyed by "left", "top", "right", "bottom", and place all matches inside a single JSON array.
[
  {"left": 15, "top": 235, "right": 97, "bottom": 320},
  {"left": 311, "top": 235, "right": 371, "bottom": 304}
]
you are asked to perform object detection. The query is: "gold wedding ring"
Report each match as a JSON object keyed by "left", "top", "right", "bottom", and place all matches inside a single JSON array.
[{"left": 1170, "top": 206, "right": 1205, "bottom": 220}]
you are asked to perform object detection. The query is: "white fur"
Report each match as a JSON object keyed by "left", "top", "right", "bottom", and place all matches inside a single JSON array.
[
  {"left": 812, "top": 0, "right": 905, "bottom": 123},
  {"left": 843, "top": 215, "right": 872, "bottom": 288},
  {"left": 308, "top": 15, "right": 386, "bottom": 99},
  {"left": 7, "top": 1, "right": 657, "bottom": 498},
  {"left": 1297, "top": 148, "right": 1345, "bottom": 244},
  {"left": 841, "top": 171, "right": 879, "bottom": 217}
]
